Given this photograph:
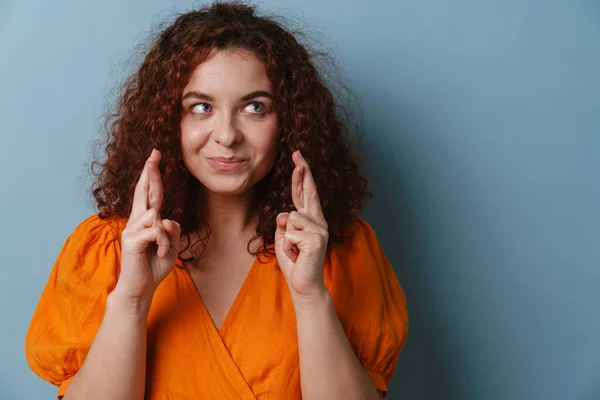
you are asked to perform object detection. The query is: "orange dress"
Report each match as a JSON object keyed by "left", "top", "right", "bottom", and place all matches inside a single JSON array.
[{"left": 25, "top": 214, "right": 408, "bottom": 399}]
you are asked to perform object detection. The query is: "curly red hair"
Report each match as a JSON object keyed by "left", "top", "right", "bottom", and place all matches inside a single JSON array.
[{"left": 91, "top": 1, "right": 371, "bottom": 266}]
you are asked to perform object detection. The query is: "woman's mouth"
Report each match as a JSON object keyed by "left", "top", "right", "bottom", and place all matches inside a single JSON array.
[{"left": 207, "top": 157, "right": 247, "bottom": 172}]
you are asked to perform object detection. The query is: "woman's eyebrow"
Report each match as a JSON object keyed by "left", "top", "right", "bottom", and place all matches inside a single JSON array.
[
  {"left": 181, "top": 90, "right": 273, "bottom": 102},
  {"left": 240, "top": 90, "right": 273, "bottom": 101},
  {"left": 181, "top": 91, "right": 213, "bottom": 102}
]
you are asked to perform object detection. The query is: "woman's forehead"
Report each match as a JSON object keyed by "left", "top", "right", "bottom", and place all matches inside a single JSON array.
[{"left": 183, "top": 49, "right": 272, "bottom": 96}]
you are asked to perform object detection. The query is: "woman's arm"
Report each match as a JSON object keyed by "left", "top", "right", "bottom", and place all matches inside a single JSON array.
[
  {"left": 64, "top": 149, "right": 181, "bottom": 400},
  {"left": 62, "top": 290, "right": 150, "bottom": 400},
  {"left": 274, "top": 152, "right": 384, "bottom": 399},
  {"left": 294, "top": 290, "right": 383, "bottom": 400},
  {"left": 63, "top": 149, "right": 179, "bottom": 399}
]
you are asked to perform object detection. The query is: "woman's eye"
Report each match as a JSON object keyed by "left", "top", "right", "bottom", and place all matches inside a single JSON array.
[
  {"left": 191, "top": 103, "right": 212, "bottom": 114},
  {"left": 244, "top": 102, "right": 265, "bottom": 114}
]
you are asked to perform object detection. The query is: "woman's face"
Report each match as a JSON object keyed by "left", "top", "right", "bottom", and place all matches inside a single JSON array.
[{"left": 180, "top": 49, "right": 279, "bottom": 197}]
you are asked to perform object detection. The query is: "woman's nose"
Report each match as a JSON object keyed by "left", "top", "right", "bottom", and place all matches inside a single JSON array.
[{"left": 213, "top": 113, "right": 242, "bottom": 147}]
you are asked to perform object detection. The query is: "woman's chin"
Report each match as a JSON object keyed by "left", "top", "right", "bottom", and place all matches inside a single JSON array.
[{"left": 199, "top": 180, "right": 253, "bottom": 197}]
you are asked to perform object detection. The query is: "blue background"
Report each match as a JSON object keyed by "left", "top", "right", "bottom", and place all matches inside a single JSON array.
[{"left": 1, "top": 1, "right": 599, "bottom": 399}]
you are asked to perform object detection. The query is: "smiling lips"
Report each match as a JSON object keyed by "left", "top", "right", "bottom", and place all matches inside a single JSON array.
[{"left": 207, "top": 156, "right": 247, "bottom": 172}]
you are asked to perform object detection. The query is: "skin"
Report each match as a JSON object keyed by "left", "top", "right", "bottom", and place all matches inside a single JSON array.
[
  {"left": 63, "top": 49, "right": 384, "bottom": 399},
  {"left": 180, "top": 50, "right": 280, "bottom": 190}
]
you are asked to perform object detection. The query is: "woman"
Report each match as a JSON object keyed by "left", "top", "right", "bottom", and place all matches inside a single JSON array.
[{"left": 25, "top": 2, "right": 408, "bottom": 399}]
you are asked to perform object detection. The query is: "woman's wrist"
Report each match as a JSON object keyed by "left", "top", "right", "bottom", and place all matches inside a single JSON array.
[
  {"left": 291, "top": 286, "right": 332, "bottom": 314},
  {"left": 108, "top": 287, "right": 153, "bottom": 319}
]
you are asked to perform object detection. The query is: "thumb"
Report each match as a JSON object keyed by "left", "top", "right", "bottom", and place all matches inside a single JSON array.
[
  {"left": 275, "top": 212, "right": 289, "bottom": 238},
  {"left": 162, "top": 219, "right": 181, "bottom": 254},
  {"left": 275, "top": 212, "right": 298, "bottom": 263}
]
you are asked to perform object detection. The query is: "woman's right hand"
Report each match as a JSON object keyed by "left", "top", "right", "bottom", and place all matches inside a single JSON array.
[{"left": 114, "top": 148, "right": 181, "bottom": 305}]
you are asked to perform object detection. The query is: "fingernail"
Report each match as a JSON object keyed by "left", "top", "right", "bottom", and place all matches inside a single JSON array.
[
  {"left": 297, "top": 150, "right": 304, "bottom": 159},
  {"left": 150, "top": 148, "right": 157, "bottom": 158}
]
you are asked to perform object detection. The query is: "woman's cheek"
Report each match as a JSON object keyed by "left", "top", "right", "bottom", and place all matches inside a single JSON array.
[{"left": 181, "top": 119, "right": 212, "bottom": 149}]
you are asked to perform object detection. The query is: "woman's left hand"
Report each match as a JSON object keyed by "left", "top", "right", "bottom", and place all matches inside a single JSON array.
[{"left": 275, "top": 150, "right": 330, "bottom": 302}]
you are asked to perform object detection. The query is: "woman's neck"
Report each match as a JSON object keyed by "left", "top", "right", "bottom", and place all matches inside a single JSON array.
[{"left": 199, "top": 189, "right": 258, "bottom": 243}]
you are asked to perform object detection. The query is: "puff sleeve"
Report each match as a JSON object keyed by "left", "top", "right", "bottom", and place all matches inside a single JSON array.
[
  {"left": 325, "top": 219, "right": 409, "bottom": 398},
  {"left": 25, "top": 214, "right": 122, "bottom": 398}
]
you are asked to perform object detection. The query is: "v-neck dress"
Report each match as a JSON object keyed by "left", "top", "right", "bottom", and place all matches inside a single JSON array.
[{"left": 25, "top": 214, "right": 408, "bottom": 399}]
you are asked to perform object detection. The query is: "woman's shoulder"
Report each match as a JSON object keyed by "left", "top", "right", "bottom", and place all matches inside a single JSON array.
[
  {"left": 328, "top": 217, "right": 381, "bottom": 257},
  {"left": 68, "top": 213, "right": 128, "bottom": 244},
  {"left": 51, "top": 213, "right": 129, "bottom": 281},
  {"left": 325, "top": 216, "right": 406, "bottom": 307},
  {"left": 325, "top": 217, "right": 391, "bottom": 287}
]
